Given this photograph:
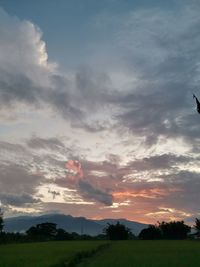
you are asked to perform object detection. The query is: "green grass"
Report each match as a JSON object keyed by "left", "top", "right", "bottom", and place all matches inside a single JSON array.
[
  {"left": 1, "top": 240, "right": 200, "bottom": 267},
  {"left": 78, "top": 240, "right": 200, "bottom": 267},
  {"left": 0, "top": 241, "right": 107, "bottom": 267}
]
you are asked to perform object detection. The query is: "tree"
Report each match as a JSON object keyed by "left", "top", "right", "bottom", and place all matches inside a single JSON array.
[
  {"left": 0, "top": 209, "right": 4, "bottom": 233},
  {"left": 138, "top": 225, "right": 162, "bottom": 240},
  {"left": 138, "top": 221, "right": 191, "bottom": 240},
  {"left": 104, "top": 222, "right": 131, "bottom": 240},
  {"left": 194, "top": 218, "right": 200, "bottom": 237},
  {"left": 26, "top": 222, "right": 57, "bottom": 241},
  {"left": 158, "top": 221, "right": 191, "bottom": 240},
  {"left": 55, "top": 228, "right": 72, "bottom": 240}
]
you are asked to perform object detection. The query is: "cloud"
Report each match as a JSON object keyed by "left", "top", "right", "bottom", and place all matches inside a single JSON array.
[
  {"left": 0, "top": 8, "right": 81, "bottom": 123},
  {"left": 63, "top": 159, "right": 114, "bottom": 205},
  {"left": 78, "top": 180, "right": 113, "bottom": 206},
  {"left": 158, "top": 170, "right": 200, "bottom": 212},
  {"left": 0, "top": 8, "right": 54, "bottom": 106},
  {"left": 27, "top": 136, "right": 65, "bottom": 150},
  {"left": 0, "top": 161, "right": 45, "bottom": 210},
  {"left": 1, "top": 3, "right": 200, "bottom": 141},
  {"left": 1, "top": 2, "right": 200, "bottom": 222},
  {"left": 110, "top": 4, "right": 200, "bottom": 146},
  {"left": 1, "top": 138, "right": 200, "bottom": 221},
  {"left": 0, "top": 8, "right": 117, "bottom": 130},
  {"left": 0, "top": 163, "right": 44, "bottom": 195},
  {"left": 0, "top": 141, "right": 26, "bottom": 154},
  {"left": 127, "top": 154, "right": 192, "bottom": 171},
  {"left": 0, "top": 193, "right": 41, "bottom": 207},
  {"left": 80, "top": 3, "right": 200, "bottom": 144}
]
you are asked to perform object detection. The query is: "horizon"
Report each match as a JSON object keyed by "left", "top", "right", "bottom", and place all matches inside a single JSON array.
[
  {"left": 4, "top": 212, "right": 145, "bottom": 223},
  {"left": 4, "top": 212, "right": 196, "bottom": 227},
  {"left": 0, "top": 0, "right": 200, "bottom": 225}
]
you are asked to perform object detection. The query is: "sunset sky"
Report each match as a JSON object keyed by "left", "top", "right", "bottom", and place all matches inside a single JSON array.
[{"left": 0, "top": 0, "right": 200, "bottom": 224}]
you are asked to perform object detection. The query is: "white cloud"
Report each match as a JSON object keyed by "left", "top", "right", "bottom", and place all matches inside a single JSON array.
[
  {"left": 1, "top": 2, "right": 200, "bottom": 221},
  {"left": 0, "top": 8, "right": 56, "bottom": 88}
]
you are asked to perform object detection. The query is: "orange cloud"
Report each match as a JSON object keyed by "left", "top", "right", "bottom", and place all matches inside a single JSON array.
[
  {"left": 113, "top": 187, "right": 182, "bottom": 201},
  {"left": 65, "top": 160, "right": 83, "bottom": 182}
]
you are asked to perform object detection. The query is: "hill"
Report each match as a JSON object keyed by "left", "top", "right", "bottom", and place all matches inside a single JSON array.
[{"left": 4, "top": 214, "right": 147, "bottom": 236}]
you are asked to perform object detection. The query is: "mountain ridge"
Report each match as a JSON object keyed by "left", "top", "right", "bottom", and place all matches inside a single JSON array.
[{"left": 4, "top": 213, "right": 147, "bottom": 236}]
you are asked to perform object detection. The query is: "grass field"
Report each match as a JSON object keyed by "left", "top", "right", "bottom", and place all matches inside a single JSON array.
[
  {"left": 0, "top": 241, "right": 107, "bottom": 267},
  {"left": 1, "top": 240, "right": 200, "bottom": 267},
  {"left": 78, "top": 240, "right": 200, "bottom": 267}
]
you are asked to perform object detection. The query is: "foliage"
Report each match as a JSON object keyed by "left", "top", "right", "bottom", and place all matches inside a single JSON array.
[
  {"left": 0, "top": 232, "right": 29, "bottom": 243},
  {"left": 138, "top": 225, "right": 162, "bottom": 240},
  {"left": 0, "top": 208, "right": 4, "bottom": 233},
  {"left": 194, "top": 218, "right": 200, "bottom": 236},
  {"left": 26, "top": 222, "right": 57, "bottom": 241},
  {"left": 138, "top": 221, "right": 191, "bottom": 240},
  {"left": 55, "top": 228, "right": 73, "bottom": 241},
  {"left": 0, "top": 222, "right": 109, "bottom": 244},
  {"left": 158, "top": 221, "right": 191, "bottom": 240},
  {"left": 104, "top": 222, "right": 131, "bottom": 240}
]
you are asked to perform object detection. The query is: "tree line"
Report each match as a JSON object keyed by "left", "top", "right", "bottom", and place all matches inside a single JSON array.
[
  {"left": 1, "top": 209, "right": 200, "bottom": 243},
  {"left": 104, "top": 220, "right": 200, "bottom": 240},
  {"left": 139, "top": 221, "right": 191, "bottom": 240},
  {"left": 0, "top": 221, "right": 106, "bottom": 243}
]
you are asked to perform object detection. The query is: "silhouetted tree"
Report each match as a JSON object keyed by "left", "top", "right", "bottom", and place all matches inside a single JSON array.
[
  {"left": 139, "top": 225, "right": 162, "bottom": 240},
  {"left": 104, "top": 222, "right": 131, "bottom": 240},
  {"left": 71, "top": 232, "right": 81, "bottom": 240},
  {"left": 55, "top": 228, "right": 72, "bottom": 240},
  {"left": 26, "top": 222, "right": 57, "bottom": 241},
  {"left": 194, "top": 218, "right": 200, "bottom": 237},
  {"left": 139, "top": 221, "right": 191, "bottom": 240},
  {"left": 158, "top": 221, "right": 191, "bottom": 240},
  {"left": 0, "top": 209, "right": 4, "bottom": 233}
]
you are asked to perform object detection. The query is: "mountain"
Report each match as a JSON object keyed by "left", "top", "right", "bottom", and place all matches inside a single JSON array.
[{"left": 4, "top": 214, "right": 147, "bottom": 236}]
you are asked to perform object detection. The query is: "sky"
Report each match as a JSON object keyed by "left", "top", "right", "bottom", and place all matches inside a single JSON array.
[{"left": 0, "top": 0, "right": 200, "bottom": 224}]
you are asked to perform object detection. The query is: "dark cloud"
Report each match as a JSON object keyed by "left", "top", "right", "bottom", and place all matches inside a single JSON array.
[
  {"left": 116, "top": 82, "right": 194, "bottom": 146},
  {"left": 0, "top": 161, "right": 45, "bottom": 209},
  {"left": 113, "top": 6, "right": 200, "bottom": 146},
  {"left": 106, "top": 154, "right": 121, "bottom": 165},
  {"left": 1, "top": 4, "right": 200, "bottom": 222},
  {"left": 0, "top": 70, "right": 41, "bottom": 107},
  {"left": 127, "top": 154, "right": 191, "bottom": 171},
  {"left": 27, "top": 136, "right": 65, "bottom": 151},
  {"left": 155, "top": 170, "right": 200, "bottom": 219},
  {"left": 0, "top": 163, "right": 44, "bottom": 195},
  {"left": 1, "top": 4, "right": 200, "bottom": 140},
  {"left": 0, "top": 69, "right": 85, "bottom": 123},
  {"left": 123, "top": 170, "right": 200, "bottom": 216},
  {"left": 0, "top": 193, "right": 41, "bottom": 207},
  {"left": 78, "top": 180, "right": 113, "bottom": 206},
  {"left": 0, "top": 141, "right": 26, "bottom": 154},
  {"left": 0, "top": 68, "right": 114, "bottom": 132},
  {"left": 159, "top": 171, "right": 200, "bottom": 211},
  {"left": 75, "top": 121, "right": 110, "bottom": 133},
  {"left": 54, "top": 158, "right": 115, "bottom": 205},
  {"left": 0, "top": 9, "right": 117, "bottom": 131}
]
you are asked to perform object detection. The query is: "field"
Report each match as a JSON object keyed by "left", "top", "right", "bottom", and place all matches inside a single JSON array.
[
  {"left": 0, "top": 241, "right": 107, "bottom": 267},
  {"left": 78, "top": 240, "right": 200, "bottom": 267},
  {"left": 1, "top": 240, "right": 200, "bottom": 267}
]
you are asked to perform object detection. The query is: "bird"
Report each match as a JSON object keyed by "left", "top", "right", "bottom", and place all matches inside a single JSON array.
[{"left": 193, "top": 94, "right": 200, "bottom": 114}]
